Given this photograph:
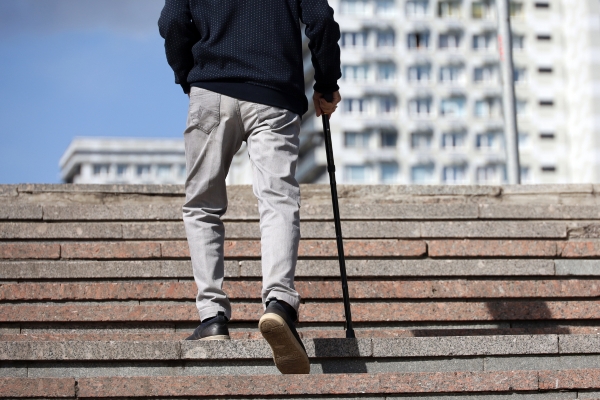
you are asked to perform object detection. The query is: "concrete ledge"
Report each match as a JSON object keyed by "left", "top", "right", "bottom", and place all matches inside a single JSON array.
[
  {"left": 16, "top": 184, "right": 185, "bottom": 195},
  {"left": 0, "top": 259, "right": 557, "bottom": 279},
  {"left": 0, "top": 221, "right": 569, "bottom": 240},
  {"left": 5, "top": 335, "right": 600, "bottom": 361},
  {"left": 75, "top": 371, "right": 538, "bottom": 397},
  {"left": 0, "top": 206, "right": 42, "bottom": 220},
  {"left": 559, "top": 334, "right": 600, "bottom": 354},
  {"left": 372, "top": 335, "right": 558, "bottom": 357}
]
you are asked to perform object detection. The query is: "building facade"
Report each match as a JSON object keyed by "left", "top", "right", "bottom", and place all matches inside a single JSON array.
[
  {"left": 298, "top": 0, "right": 600, "bottom": 185},
  {"left": 60, "top": 138, "right": 187, "bottom": 184}
]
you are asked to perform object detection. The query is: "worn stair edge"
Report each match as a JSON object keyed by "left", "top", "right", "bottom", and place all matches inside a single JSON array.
[
  {"left": 6, "top": 203, "right": 600, "bottom": 221},
  {"left": 2, "top": 301, "right": 600, "bottom": 323},
  {"left": 0, "top": 221, "right": 570, "bottom": 240},
  {"left": 0, "top": 259, "right": 559, "bottom": 280},
  {"left": 3, "top": 327, "right": 600, "bottom": 341},
  {"left": 2, "top": 334, "right": 585, "bottom": 361},
  {"left": 48, "top": 371, "right": 544, "bottom": 397},
  {"left": 6, "top": 239, "right": 600, "bottom": 259}
]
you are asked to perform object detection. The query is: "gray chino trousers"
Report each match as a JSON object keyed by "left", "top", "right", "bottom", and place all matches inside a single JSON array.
[{"left": 183, "top": 87, "right": 302, "bottom": 322}]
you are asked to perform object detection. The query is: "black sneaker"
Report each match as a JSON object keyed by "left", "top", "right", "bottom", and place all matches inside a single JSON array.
[
  {"left": 185, "top": 311, "right": 230, "bottom": 341},
  {"left": 258, "top": 299, "right": 310, "bottom": 374}
]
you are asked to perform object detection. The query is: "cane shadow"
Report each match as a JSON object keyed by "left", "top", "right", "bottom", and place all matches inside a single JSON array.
[{"left": 312, "top": 337, "right": 369, "bottom": 374}]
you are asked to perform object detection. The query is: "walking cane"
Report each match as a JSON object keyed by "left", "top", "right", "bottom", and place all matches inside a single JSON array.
[{"left": 321, "top": 93, "right": 356, "bottom": 339}]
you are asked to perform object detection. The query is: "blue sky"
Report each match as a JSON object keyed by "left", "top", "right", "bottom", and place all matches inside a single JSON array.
[{"left": 0, "top": 0, "right": 189, "bottom": 183}]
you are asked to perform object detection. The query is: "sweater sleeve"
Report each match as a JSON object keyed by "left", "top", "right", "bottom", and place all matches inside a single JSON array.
[
  {"left": 158, "top": 0, "right": 201, "bottom": 94},
  {"left": 299, "top": 0, "right": 342, "bottom": 94}
]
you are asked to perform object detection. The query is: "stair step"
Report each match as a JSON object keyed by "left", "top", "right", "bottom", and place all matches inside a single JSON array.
[
  {"left": 0, "top": 221, "right": 570, "bottom": 240},
  {"left": 3, "top": 279, "right": 600, "bottom": 301},
  {"left": 4, "top": 334, "right": 599, "bottom": 361},
  {"left": 3, "top": 327, "right": 600, "bottom": 341},
  {"left": 3, "top": 301, "right": 600, "bottom": 323},
  {"left": 0, "top": 259, "right": 562, "bottom": 279},
  {"left": 3, "top": 369, "right": 600, "bottom": 398}
]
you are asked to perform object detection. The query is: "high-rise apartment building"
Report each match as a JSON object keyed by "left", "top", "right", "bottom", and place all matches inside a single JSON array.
[{"left": 297, "top": 0, "right": 600, "bottom": 185}]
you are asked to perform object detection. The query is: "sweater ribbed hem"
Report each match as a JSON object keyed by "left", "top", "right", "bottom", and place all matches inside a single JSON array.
[{"left": 191, "top": 82, "right": 306, "bottom": 116}]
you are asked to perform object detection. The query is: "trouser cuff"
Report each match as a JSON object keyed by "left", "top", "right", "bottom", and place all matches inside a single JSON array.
[
  {"left": 197, "top": 305, "right": 231, "bottom": 322},
  {"left": 264, "top": 291, "right": 300, "bottom": 314}
]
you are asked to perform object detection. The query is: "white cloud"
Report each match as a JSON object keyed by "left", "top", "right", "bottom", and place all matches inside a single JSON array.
[{"left": 0, "top": 0, "right": 164, "bottom": 38}]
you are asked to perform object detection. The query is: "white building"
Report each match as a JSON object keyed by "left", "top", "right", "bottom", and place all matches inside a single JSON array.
[
  {"left": 297, "top": 0, "right": 600, "bottom": 185},
  {"left": 60, "top": 138, "right": 187, "bottom": 184}
]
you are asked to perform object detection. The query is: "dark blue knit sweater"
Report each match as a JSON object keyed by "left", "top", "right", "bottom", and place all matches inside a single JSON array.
[{"left": 158, "top": 0, "right": 341, "bottom": 116}]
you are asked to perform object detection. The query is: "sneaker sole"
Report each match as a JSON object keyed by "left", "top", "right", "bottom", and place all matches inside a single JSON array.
[
  {"left": 200, "top": 335, "right": 230, "bottom": 340},
  {"left": 258, "top": 313, "right": 310, "bottom": 374}
]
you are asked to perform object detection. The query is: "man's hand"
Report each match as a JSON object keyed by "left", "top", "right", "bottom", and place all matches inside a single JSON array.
[{"left": 313, "top": 91, "right": 341, "bottom": 118}]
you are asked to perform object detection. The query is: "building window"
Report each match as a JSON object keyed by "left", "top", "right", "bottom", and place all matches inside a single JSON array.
[
  {"left": 442, "top": 131, "right": 467, "bottom": 149},
  {"left": 116, "top": 164, "right": 128, "bottom": 177},
  {"left": 539, "top": 100, "right": 554, "bottom": 107},
  {"left": 157, "top": 165, "right": 172, "bottom": 178},
  {"left": 381, "top": 162, "right": 399, "bottom": 183},
  {"left": 345, "top": 131, "right": 371, "bottom": 148},
  {"left": 474, "top": 64, "right": 499, "bottom": 83},
  {"left": 93, "top": 164, "right": 110, "bottom": 176},
  {"left": 443, "top": 164, "right": 468, "bottom": 184},
  {"left": 408, "top": 64, "right": 432, "bottom": 83},
  {"left": 440, "top": 97, "right": 466, "bottom": 117},
  {"left": 377, "top": 63, "right": 396, "bottom": 82},
  {"left": 474, "top": 98, "right": 502, "bottom": 118},
  {"left": 477, "top": 164, "right": 506, "bottom": 184},
  {"left": 538, "top": 67, "right": 553, "bottom": 74},
  {"left": 473, "top": 31, "right": 496, "bottom": 51},
  {"left": 406, "top": 0, "right": 429, "bottom": 17},
  {"left": 343, "top": 98, "right": 367, "bottom": 115},
  {"left": 345, "top": 165, "right": 371, "bottom": 183},
  {"left": 381, "top": 130, "right": 398, "bottom": 148},
  {"left": 377, "top": 30, "right": 395, "bottom": 47},
  {"left": 411, "top": 131, "right": 433, "bottom": 149},
  {"left": 342, "top": 64, "right": 370, "bottom": 82},
  {"left": 537, "top": 34, "right": 552, "bottom": 41},
  {"left": 518, "top": 133, "right": 529, "bottom": 146},
  {"left": 514, "top": 67, "right": 527, "bottom": 83},
  {"left": 439, "top": 31, "right": 462, "bottom": 49},
  {"left": 408, "top": 31, "right": 430, "bottom": 49},
  {"left": 375, "top": 0, "right": 396, "bottom": 16},
  {"left": 516, "top": 100, "right": 527, "bottom": 115},
  {"left": 178, "top": 164, "right": 186, "bottom": 178},
  {"left": 137, "top": 165, "right": 151, "bottom": 177},
  {"left": 541, "top": 166, "right": 556, "bottom": 173},
  {"left": 341, "top": 31, "right": 368, "bottom": 48},
  {"left": 379, "top": 97, "right": 397, "bottom": 114},
  {"left": 540, "top": 132, "right": 555, "bottom": 139},
  {"left": 409, "top": 97, "right": 433, "bottom": 117},
  {"left": 411, "top": 163, "right": 435, "bottom": 183},
  {"left": 472, "top": 0, "right": 494, "bottom": 19},
  {"left": 438, "top": 0, "right": 462, "bottom": 18},
  {"left": 440, "top": 65, "right": 465, "bottom": 83},
  {"left": 510, "top": 1, "right": 524, "bottom": 17},
  {"left": 340, "top": 0, "right": 369, "bottom": 15},
  {"left": 512, "top": 34, "right": 525, "bottom": 49},
  {"left": 535, "top": 2, "right": 550, "bottom": 8},
  {"left": 476, "top": 131, "right": 503, "bottom": 150}
]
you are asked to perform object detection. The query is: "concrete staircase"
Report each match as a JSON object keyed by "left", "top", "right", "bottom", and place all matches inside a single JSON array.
[{"left": 2, "top": 183, "right": 600, "bottom": 399}]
